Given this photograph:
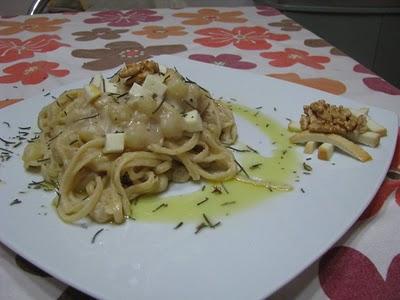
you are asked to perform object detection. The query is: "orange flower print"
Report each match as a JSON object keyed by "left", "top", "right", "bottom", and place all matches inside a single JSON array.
[
  {"left": 132, "top": 26, "right": 187, "bottom": 39},
  {"left": 268, "top": 73, "right": 346, "bottom": 95},
  {"left": 260, "top": 48, "right": 330, "bottom": 69},
  {"left": 173, "top": 8, "right": 247, "bottom": 25},
  {"left": 0, "top": 98, "right": 23, "bottom": 109},
  {"left": 0, "top": 17, "right": 69, "bottom": 35}
]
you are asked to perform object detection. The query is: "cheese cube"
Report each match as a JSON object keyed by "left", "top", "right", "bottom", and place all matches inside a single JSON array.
[
  {"left": 129, "top": 83, "right": 153, "bottom": 98},
  {"left": 183, "top": 110, "right": 203, "bottom": 132},
  {"left": 91, "top": 73, "right": 103, "bottom": 89},
  {"left": 142, "top": 74, "right": 167, "bottom": 100},
  {"left": 159, "top": 64, "right": 167, "bottom": 74},
  {"left": 104, "top": 80, "right": 118, "bottom": 94},
  {"left": 84, "top": 84, "right": 101, "bottom": 101},
  {"left": 318, "top": 143, "right": 334, "bottom": 161},
  {"left": 103, "top": 133, "right": 125, "bottom": 154},
  {"left": 304, "top": 141, "right": 318, "bottom": 154}
]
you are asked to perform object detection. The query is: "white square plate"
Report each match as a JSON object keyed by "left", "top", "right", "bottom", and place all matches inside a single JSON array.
[{"left": 0, "top": 55, "right": 397, "bottom": 300}]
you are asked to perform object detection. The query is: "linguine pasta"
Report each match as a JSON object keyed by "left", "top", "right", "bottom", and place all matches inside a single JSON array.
[{"left": 22, "top": 61, "right": 238, "bottom": 224}]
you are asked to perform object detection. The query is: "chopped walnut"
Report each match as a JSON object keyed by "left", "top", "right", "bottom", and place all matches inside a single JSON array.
[
  {"left": 119, "top": 60, "right": 159, "bottom": 86},
  {"left": 300, "top": 100, "right": 367, "bottom": 135}
]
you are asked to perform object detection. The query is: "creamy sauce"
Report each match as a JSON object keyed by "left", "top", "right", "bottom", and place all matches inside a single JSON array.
[{"left": 130, "top": 102, "right": 301, "bottom": 223}]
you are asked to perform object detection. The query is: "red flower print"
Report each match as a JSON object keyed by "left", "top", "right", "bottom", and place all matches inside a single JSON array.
[
  {"left": 84, "top": 10, "right": 163, "bottom": 27},
  {"left": 319, "top": 246, "right": 400, "bottom": 300},
  {"left": 0, "top": 61, "right": 69, "bottom": 85},
  {"left": 359, "top": 129, "right": 400, "bottom": 220},
  {"left": 0, "top": 34, "right": 69, "bottom": 63},
  {"left": 256, "top": 6, "right": 281, "bottom": 16},
  {"left": 260, "top": 48, "right": 330, "bottom": 69},
  {"left": 188, "top": 54, "right": 256, "bottom": 70},
  {"left": 194, "top": 26, "right": 289, "bottom": 50},
  {"left": 353, "top": 64, "right": 400, "bottom": 95}
]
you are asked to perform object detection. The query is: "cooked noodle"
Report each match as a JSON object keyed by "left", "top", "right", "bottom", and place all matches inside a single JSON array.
[{"left": 22, "top": 61, "right": 238, "bottom": 223}]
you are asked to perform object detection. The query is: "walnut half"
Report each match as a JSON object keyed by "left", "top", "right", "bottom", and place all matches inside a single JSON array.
[
  {"left": 118, "top": 60, "right": 159, "bottom": 86},
  {"left": 300, "top": 100, "right": 367, "bottom": 135}
]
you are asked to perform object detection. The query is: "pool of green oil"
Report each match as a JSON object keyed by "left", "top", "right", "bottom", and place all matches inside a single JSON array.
[{"left": 130, "top": 102, "right": 301, "bottom": 223}]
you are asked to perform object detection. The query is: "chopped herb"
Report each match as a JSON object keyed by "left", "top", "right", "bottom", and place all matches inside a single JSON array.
[
  {"left": 102, "top": 77, "right": 105, "bottom": 93},
  {"left": 303, "top": 172, "right": 311, "bottom": 175},
  {"left": 64, "top": 111, "right": 67, "bottom": 116},
  {"left": 89, "top": 77, "right": 94, "bottom": 84},
  {"left": 0, "top": 137, "right": 15, "bottom": 145},
  {"left": 221, "top": 183, "right": 229, "bottom": 194},
  {"left": 0, "top": 147, "right": 13, "bottom": 154},
  {"left": 265, "top": 124, "right": 270, "bottom": 128},
  {"left": 44, "top": 92, "right": 50, "bottom": 96},
  {"left": 212, "top": 186, "right": 222, "bottom": 194},
  {"left": 51, "top": 96, "right": 56, "bottom": 99},
  {"left": 249, "top": 163, "right": 262, "bottom": 170},
  {"left": 273, "top": 107, "right": 277, "bottom": 111},
  {"left": 48, "top": 131, "right": 62, "bottom": 142},
  {"left": 285, "top": 118, "right": 292, "bottom": 122},
  {"left": 75, "top": 114, "right": 99, "bottom": 122},
  {"left": 201, "top": 185, "right": 206, "bottom": 191},
  {"left": 234, "top": 159, "right": 250, "bottom": 178},
  {"left": 300, "top": 188, "right": 305, "bottom": 193},
  {"left": 18, "top": 191, "right": 26, "bottom": 194},
  {"left": 229, "top": 97, "right": 238, "bottom": 102},
  {"left": 3, "top": 122, "right": 10, "bottom": 127},
  {"left": 152, "top": 203, "right": 168, "bottom": 212},
  {"left": 18, "top": 126, "right": 31, "bottom": 130},
  {"left": 246, "top": 145, "right": 258, "bottom": 154},
  {"left": 226, "top": 146, "right": 250, "bottom": 153},
  {"left": 221, "top": 201, "right": 236, "bottom": 206},
  {"left": 332, "top": 162, "right": 336, "bottom": 166},
  {"left": 18, "top": 131, "right": 29, "bottom": 136},
  {"left": 10, "top": 199, "right": 22, "bottom": 206},
  {"left": 197, "top": 197, "right": 209, "bottom": 206},
  {"left": 13, "top": 86, "right": 18, "bottom": 88},
  {"left": 65, "top": 94, "right": 74, "bottom": 101},
  {"left": 254, "top": 111, "right": 260, "bottom": 117},
  {"left": 195, "top": 222, "right": 207, "bottom": 234},
  {"left": 272, "top": 141, "right": 276, "bottom": 145},
  {"left": 306, "top": 157, "right": 312, "bottom": 161},
  {"left": 163, "top": 74, "right": 170, "bottom": 83},
  {"left": 174, "top": 222, "right": 183, "bottom": 230},
  {"left": 282, "top": 150, "right": 287, "bottom": 155},
  {"left": 69, "top": 140, "right": 78, "bottom": 146},
  {"left": 13, "top": 142, "right": 22, "bottom": 148},
  {"left": 107, "top": 68, "right": 121, "bottom": 79},
  {"left": 55, "top": 101, "right": 61, "bottom": 108},
  {"left": 152, "top": 97, "right": 167, "bottom": 114},
  {"left": 91, "top": 228, "right": 104, "bottom": 244},
  {"left": 303, "top": 162, "right": 312, "bottom": 172},
  {"left": 202, "top": 213, "right": 213, "bottom": 227},
  {"left": 255, "top": 106, "right": 263, "bottom": 110}
]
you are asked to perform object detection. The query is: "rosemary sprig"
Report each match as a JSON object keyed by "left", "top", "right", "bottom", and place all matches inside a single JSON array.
[
  {"left": 196, "top": 197, "right": 209, "bottom": 206},
  {"left": 174, "top": 222, "right": 183, "bottom": 230},
  {"left": 234, "top": 159, "right": 249, "bottom": 178},
  {"left": 91, "top": 228, "right": 104, "bottom": 244},
  {"left": 152, "top": 98, "right": 167, "bottom": 114},
  {"left": 152, "top": 203, "right": 168, "bottom": 212},
  {"left": 75, "top": 114, "right": 99, "bottom": 122}
]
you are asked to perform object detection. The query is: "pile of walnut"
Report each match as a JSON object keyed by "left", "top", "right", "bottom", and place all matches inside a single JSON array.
[{"left": 288, "top": 100, "right": 387, "bottom": 162}]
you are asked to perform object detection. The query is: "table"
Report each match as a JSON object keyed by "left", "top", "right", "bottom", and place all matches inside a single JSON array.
[{"left": 1, "top": 6, "right": 399, "bottom": 300}]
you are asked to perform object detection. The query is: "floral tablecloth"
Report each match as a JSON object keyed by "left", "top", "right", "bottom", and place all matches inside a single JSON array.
[{"left": 1, "top": 6, "right": 400, "bottom": 300}]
